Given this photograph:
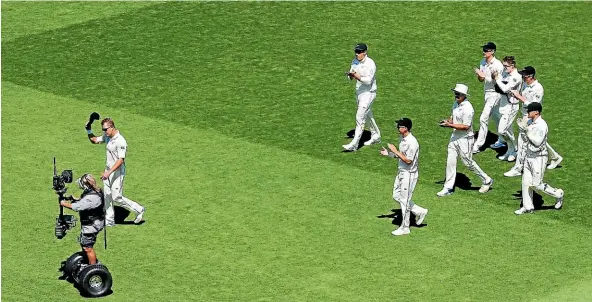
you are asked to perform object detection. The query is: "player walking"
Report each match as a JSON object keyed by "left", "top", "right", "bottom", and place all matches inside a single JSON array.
[
  {"left": 87, "top": 117, "right": 146, "bottom": 226},
  {"left": 492, "top": 56, "right": 522, "bottom": 161},
  {"left": 380, "top": 118, "right": 428, "bottom": 236},
  {"left": 343, "top": 43, "right": 381, "bottom": 151},
  {"left": 437, "top": 84, "right": 494, "bottom": 197},
  {"left": 504, "top": 66, "right": 563, "bottom": 177},
  {"left": 473, "top": 42, "right": 504, "bottom": 153},
  {"left": 514, "top": 103, "right": 564, "bottom": 214}
]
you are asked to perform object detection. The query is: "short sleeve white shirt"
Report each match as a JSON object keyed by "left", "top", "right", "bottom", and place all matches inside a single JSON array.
[
  {"left": 480, "top": 57, "right": 504, "bottom": 92},
  {"left": 101, "top": 132, "right": 127, "bottom": 173},
  {"left": 350, "top": 56, "right": 377, "bottom": 93},
  {"left": 520, "top": 80, "right": 544, "bottom": 116},
  {"left": 450, "top": 100, "right": 474, "bottom": 140},
  {"left": 398, "top": 133, "right": 419, "bottom": 173}
]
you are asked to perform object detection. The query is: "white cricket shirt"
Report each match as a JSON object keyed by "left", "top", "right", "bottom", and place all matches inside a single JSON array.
[
  {"left": 525, "top": 116, "right": 548, "bottom": 157},
  {"left": 97, "top": 132, "right": 128, "bottom": 173},
  {"left": 398, "top": 133, "right": 420, "bottom": 173},
  {"left": 450, "top": 99, "right": 474, "bottom": 140},
  {"left": 479, "top": 57, "right": 504, "bottom": 92},
  {"left": 495, "top": 69, "right": 523, "bottom": 114},
  {"left": 520, "top": 80, "right": 544, "bottom": 116},
  {"left": 350, "top": 56, "right": 377, "bottom": 93}
]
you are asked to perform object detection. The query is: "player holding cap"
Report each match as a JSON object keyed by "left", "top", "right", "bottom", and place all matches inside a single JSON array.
[
  {"left": 380, "top": 118, "right": 428, "bottom": 236},
  {"left": 343, "top": 43, "right": 381, "bottom": 151},
  {"left": 514, "top": 102, "right": 564, "bottom": 214},
  {"left": 504, "top": 66, "right": 563, "bottom": 177},
  {"left": 492, "top": 56, "right": 522, "bottom": 161},
  {"left": 437, "top": 84, "right": 494, "bottom": 197},
  {"left": 473, "top": 42, "right": 505, "bottom": 154}
]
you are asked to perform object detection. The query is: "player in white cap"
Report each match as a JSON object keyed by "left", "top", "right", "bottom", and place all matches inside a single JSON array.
[
  {"left": 380, "top": 118, "right": 428, "bottom": 236},
  {"left": 437, "top": 84, "right": 494, "bottom": 197},
  {"left": 514, "top": 102, "right": 564, "bottom": 214},
  {"left": 472, "top": 42, "right": 505, "bottom": 154},
  {"left": 343, "top": 43, "right": 381, "bottom": 151}
]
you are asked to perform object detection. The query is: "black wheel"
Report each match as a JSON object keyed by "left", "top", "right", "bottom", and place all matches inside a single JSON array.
[
  {"left": 62, "top": 252, "right": 86, "bottom": 277},
  {"left": 78, "top": 264, "right": 112, "bottom": 297}
]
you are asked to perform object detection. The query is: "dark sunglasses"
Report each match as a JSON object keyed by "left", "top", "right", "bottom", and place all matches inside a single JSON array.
[
  {"left": 102, "top": 127, "right": 111, "bottom": 132},
  {"left": 354, "top": 50, "right": 364, "bottom": 54}
]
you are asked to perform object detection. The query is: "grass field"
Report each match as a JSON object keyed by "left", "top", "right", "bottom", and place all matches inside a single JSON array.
[{"left": 2, "top": 2, "right": 592, "bottom": 301}]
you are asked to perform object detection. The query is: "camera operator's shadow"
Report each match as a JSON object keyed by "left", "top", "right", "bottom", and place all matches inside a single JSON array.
[
  {"left": 435, "top": 173, "right": 480, "bottom": 191},
  {"left": 512, "top": 190, "right": 556, "bottom": 210},
  {"left": 343, "top": 129, "right": 373, "bottom": 152},
  {"left": 376, "top": 209, "right": 427, "bottom": 227}
]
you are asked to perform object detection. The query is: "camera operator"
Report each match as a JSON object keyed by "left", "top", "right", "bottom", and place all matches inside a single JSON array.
[{"left": 60, "top": 174, "right": 105, "bottom": 265}]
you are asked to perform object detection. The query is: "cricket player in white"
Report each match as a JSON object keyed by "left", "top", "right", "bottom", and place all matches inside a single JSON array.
[
  {"left": 492, "top": 56, "right": 522, "bottom": 161},
  {"left": 504, "top": 66, "right": 563, "bottom": 177},
  {"left": 87, "top": 118, "right": 145, "bottom": 226},
  {"left": 437, "top": 84, "right": 494, "bottom": 197},
  {"left": 380, "top": 118, "right": 428, "bottom": 236},
  {"left": 514, "top": 102, "right": 564, "bottom": 215},
  {"left": 473, "top": 42, "right": 504, "bottom": 153},
  {"left": 343, "top": 43, "right": 381, "bottom": 151}
]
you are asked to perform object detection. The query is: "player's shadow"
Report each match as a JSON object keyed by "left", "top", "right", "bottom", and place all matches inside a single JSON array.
[
  {"left": 435, "top": 173, "right": 480, "bottom": 191},
  {"left": 512, "top": 190, "right": 556, "bottom": 210},
  {"left": 376, "top": 209, "right": 427, "bottom": 227},
  {"left": 474, "top": 131, "right": 507, "bottom": 157},
  {"left": 343, "top": 129, "right": 373, "bottom": 152},
  {"left": 113, "top": 206, "right": 145, "bottom": 225}
]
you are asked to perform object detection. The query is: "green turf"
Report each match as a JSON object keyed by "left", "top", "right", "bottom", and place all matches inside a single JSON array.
[{"left": 3, "top": 2, "right": 592, "bottom": 301}]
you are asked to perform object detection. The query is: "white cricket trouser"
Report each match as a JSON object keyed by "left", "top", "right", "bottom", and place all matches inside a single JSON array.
[
  {"left": 393, "top": 171, "right": 426, "bottom": 229},
  {"left": 350, "top": 91, "right": 380, "bottom": 146},
  {"left": 103, "top": 169, "right": 144, "bottom": 225},
  {"left": 497, "top": 103, "right": 519, "bottom": 153},
  {"left": 474, "top": 92, "right": 502, "bottom": 149},
  {"left": 522, "top": 155, "right": 563, "bottom": 210},
  {"left": 444, "top": 137, "right": 491, "bottom": 190}
]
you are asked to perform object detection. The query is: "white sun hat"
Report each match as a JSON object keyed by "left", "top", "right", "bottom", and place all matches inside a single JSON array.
[{"left": 451, "top": 83, "right": 470, "bottom": 96}]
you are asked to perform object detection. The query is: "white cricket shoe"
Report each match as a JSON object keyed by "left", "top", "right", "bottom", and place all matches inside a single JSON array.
[
  {"left": 547, "top": 155, "right": 563, "bottom": 169},
  {"left": 416, "top": 209, "right": 428, "bottom": 226},
  {"left": 504, "top": 169, "right": 521, "bottom": 177},
  {"left": 134, "top": 208, "right": 145, "bottom": 224},
  {"left": 479, "top": 178, "right": 494, "bottom": 193},
  {"left": 514, "top": 207, "right": 534, "bottom": 215},
  {"left": 363, "top": 137, "right": 381, "bottom": 146},
  {"left": 342, "top": 143, "right": 358, "bottom": 152},
  {"left": 554, "top": 189, "right": 565, "bottom": 209},
  {"left": 472, "top": 148, "right": 482, "bottom": 154},
  {"left": 507, "top": 153, "right": 517, "bottom": 162},
  {"left": 392, "top": 227, "right": 410, "bottom": 236},
  {"left": 436, "top": 188, "right": 453, "bottom": 197}
]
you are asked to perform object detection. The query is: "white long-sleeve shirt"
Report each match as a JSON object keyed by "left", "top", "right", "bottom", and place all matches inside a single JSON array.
[
  {"left": 519, "top": 80, "right": 544, "bottom": 116},
  {"left": 495, "top": 69, "right": 522, "bottom": 114},
  {"left": 349, "top": 56, "right": 377, "bottom": 93},
  {"left": 479, "top": 57, "right": 504, "bottom": 92},
  {"left": 525, "top": 116, "right": 548, "bottom": 157}
]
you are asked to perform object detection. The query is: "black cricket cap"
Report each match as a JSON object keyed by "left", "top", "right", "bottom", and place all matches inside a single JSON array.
[
  {"left": 482, "top": 42, "right": 497, "bottom": 51},
  {"left": 354, "top": 43, "right": 368, "bottom": 52},
  {"left": 519, "top": 66, "right": 536, "bottom": 77},
  {"left": 396, "top": 118, "right": 412, "bottom": 131},
  {"left": 527, "top": 102, "right": 543, "bottom": 113}
]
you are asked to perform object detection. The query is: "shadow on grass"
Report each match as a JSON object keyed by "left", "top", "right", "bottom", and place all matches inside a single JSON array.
[
  {"left": 377, "top": 209, "right": 427, "bottom": 228},
  {"left": 474, "top": 130, "right": 508, "bottom": 158},
  {"left": 435, "top": 173, "right": 481, "bottom": 191},
  {"left": 512, "top": 190, "right": 557, "bottom": 210},
  {"left": 342, "top": 129, "right": 373, "bottom": 152}
]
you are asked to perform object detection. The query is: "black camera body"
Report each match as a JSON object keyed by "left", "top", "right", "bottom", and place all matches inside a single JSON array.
[{"left": 52, "top": 158, "right": 77, "bottom": 239}]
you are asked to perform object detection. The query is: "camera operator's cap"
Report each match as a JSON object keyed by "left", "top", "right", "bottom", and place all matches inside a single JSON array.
[
  {"left": 395, "top": 118, "right": 412, "bottom": 131},
  {"left": 354, "top": 43, "right": 368, "bottom": 52},
  {"left": 451, "top": 83, "right": 470, "bottom": 96},
  {"left": 519, "top": 66, "right": 536, "bottom": 77},
  {"left": 527, "top": 102, "right": 543, "bottom": 113},
  {"left": 482, "top": 42, "right": 497, "bottom": 51}
]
